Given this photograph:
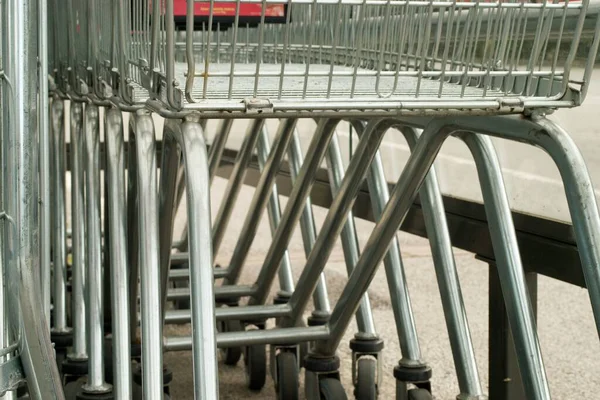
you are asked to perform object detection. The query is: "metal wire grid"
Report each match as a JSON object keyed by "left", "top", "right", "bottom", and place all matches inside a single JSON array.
[
  {"left": 91, "top": 0, "right": 118, "bottom": 97},
  {"left": 114, "top": 0, "right": 166, "bottom": 104},
  {"left": 135, "top": 0, "right": 597, "bottom": 111},
  {"left": 48, "top": 0, "right": 70, "bottom": 91},
  {"left": 66, "top": 0, "right": 90, "bottom": 95},
  {"left": 1, "top": 0, "right": 30, "bottom": 391}
]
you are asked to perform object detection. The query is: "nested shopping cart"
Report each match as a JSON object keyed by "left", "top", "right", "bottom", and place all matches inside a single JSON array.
[
  {"left": 124, "top": 0, "right": 600, "bottom": 399},
  {"left": 8, "top": 0, "right": 600, "bottom": 399}
]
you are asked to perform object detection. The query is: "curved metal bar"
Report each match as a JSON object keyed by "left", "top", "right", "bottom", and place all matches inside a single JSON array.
[
  {"left": 173, "top": 172, "right": 188, "bottom": 253},
  {"left": 208, "top": 119, "right": 234, "bottom": 183},
  {"left": 50, "top": 98, "right": 68, "bottom": 333},
  {"left": 458, "top": 132, "right": 549, "bottom": 400},
  {"left": 212, "top": 119, "right": 265, "bottom": 258},
  {"left": 39, "top": 41, "right": 51, "bottom": 327},
  {"left": 82, "top": 103, "right": 111, "bottom": 393},
  {"left": 126, "top": 113, "right": 140, "bottom": 346},
  {"left": 248, "top": 118, "right": 342, "bottom": 307},
  {"left": 325, "top": 131, "right": 377, "bottom": 337},
  {"left": 401, "top": 127, "right": 481, "bottom": 393},
  {"left": 314, "top": 118, "right": 455, "bottom": 354},
  {"left": 4, "top": 0, "right": 64, "bottom": 392},
  {"left": 163, "top": 116, "right": 219, "bottom": 399},
  {"left": 173, "top": 120, "right": 207, "bottom": 221},
  {"left": 158, "top": 126, "right": 183, "bottom": 325},
  {"left": 287, "top": 130, "right": 331, "bottom": 314},
  {"left": 427, "top": 115, "right": 600, "bottom": 341},
  {"left": 524, "top": 117, "right": 600, "bottom": 339},
  {"left": 284, "top": 118, "right": 417, "bottom": 327},
  {"left": 225, "top": 119, "right": 298, "bottom": 286},
  {"left": 67, "top": 101, "right": 87, "bottom": 361},
  {"left": 256, "top": 125, "right": 296, "bottom": 294},
  {"left": 129, "top": 110, "right": 164, "bottom": 397},
  {"left": 344, "top": 120, "right": 425, "bottom": 367},
  {"left": 105, "top": 108, "right": 133, "bottom": 399}
]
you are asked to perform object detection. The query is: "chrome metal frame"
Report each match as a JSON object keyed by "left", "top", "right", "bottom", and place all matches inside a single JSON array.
[
  {"left": 160, "top": 116, "right": 218, "bottom": 399},
  {"left": 50, "top": 98, "right": 69, "bottom": 335},
  {"left": 105, "top": 108, "right": 133, "bottom": 399},
  {"left": 82, "top": 103, "right": 112, "bottom": 394},
  {"left": 129, "top": 110, "right": 164, "bottom": 397},
  {"left": 67, "top": 101, "right": 88, "bottom": 363}
]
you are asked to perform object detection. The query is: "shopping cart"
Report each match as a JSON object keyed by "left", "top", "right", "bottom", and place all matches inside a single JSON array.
[
  {"left": 125, "top": 0, "right": 600, "bottom": 399},
  {"left": 6, "top": 0, "right": 600, "bottom": 399},
  {"left": 0, "top": 0, "right": 65, "bottom": 398}
]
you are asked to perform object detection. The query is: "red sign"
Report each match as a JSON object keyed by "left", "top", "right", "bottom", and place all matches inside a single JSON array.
[{"left": 173, "top": 0, "right": 286, "bottom": 18}]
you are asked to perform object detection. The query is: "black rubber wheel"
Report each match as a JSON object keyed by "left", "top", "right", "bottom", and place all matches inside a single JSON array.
[
  {"left": 63, "top": 379, "right": 84, "bottom": 400},
  {"left": 407, "top": 388, "right": 433, "bottom": 400},
  {"left": 219, "top": 319, "right": 243, "bottom": 366},
  {"left": 355, "top": 358, "right": 377, "bottom": 400},
  {"left": 244, "top": 344, "right": 267, "bottom": 391},
  {"left": 319, "top": 378, "right": 348, "bottom": 400},
  {"left": 276, "top": 352, "right": 299, "bottom": 400}
]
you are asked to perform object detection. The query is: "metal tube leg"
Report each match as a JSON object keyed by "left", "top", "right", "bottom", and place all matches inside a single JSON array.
[
  {"left": 459, "top": 133, "right": 549, "bottom": 400},
  {"left": 51, "top": 98, "right": 68, "bottom": 334},
  {"left": 170, "top": 156, "right": 187, "bottom": 255},
  {"left": 208, "top": 119, "right": 234, "bottom": 183},
  {"left": 39, "top": 48, "right": 51, "bottom": 327},
  {"left": 82, "top": 104, "right": 111, "bottom": 393},
  {"left": 175, "top": 119, "right": 226, "bottom": 253},
  {"left": 127, "top": 117, "right": 140, "bottom": 347},
  {"left": 401, "top": 127, "right": 481, "bottom": 394},
  {"left": 316, "top": 119, "right": 454, "bottom": 355},
  {"left": 174, "top": 158, "right": 186, "bottom": 214},
  {"left": 434, "top": 115, "right": 600, "bottom": 342},
  {"left": 256, "top": 126, "right": 295, "bottom": 294},
  {"left": 177, "top": 117, "right": 219, "bottom": 399},
  {"left": 130, "top": 111, "right": 163, "bottom": 397},
  {"left": 287, "top": 130, "right": 330, "bottom": 314},
  {"left": 3, "top": 0, "right": 64, "bottom": 392},
  {"left": 224, "top": 119, "right": 297, "bottom": 286},
  {"left": 249, "top": 118, "right": 341, "bottom": 307},
  {"left": 158, "top": 130, "right": 183, "bottom": 324},
  {"left": 325, "top": 131, "right": 376, "bottom": 336},
  {"left": 283, "top": 118, "right": 400, "bottom": 326},
  {"left": 212, "top": 119, "right": 265, "bottom": 257},
  {"left": 0, "top": 210, "right": 16, "bottom": 400},
  {"left": 105, "top": 109, "right": 132, "bottom": 399},
  {"left": 359, "top": 133, "right": 423, "bottom": 365},
  {"left": 68, "top": 102, "right": 87, "bottom": 362},
  {"left": 529, "top": 118, "right": 600, "bottom": 339},
  {"left": 103, "top": 148, "right": 113, "bottom": 335}
]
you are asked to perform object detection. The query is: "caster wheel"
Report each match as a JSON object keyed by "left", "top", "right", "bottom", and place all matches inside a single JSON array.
[
  {"left": 275, "top": 352, "right": 299, "bottom": 400},
  {"left": 16, "top": 383, "right": 29, "bottom": 399},
  {"left": 244, "top": 344, "right": 267, "bottom": 391},
  {"left": 354, "top": 358, "right": 377, "bottom": 400},
  {"left": 219, "top": 320, "right": 243, "bottom": 366},
  {"left": 319, "top": 378, "right": 347, "bottom": 400},
  {"left": 64, "top": 379, "right": 85, "bottom": 400},
  {"left": 408, "top": 388, "right": 433, "bottom": 400}
]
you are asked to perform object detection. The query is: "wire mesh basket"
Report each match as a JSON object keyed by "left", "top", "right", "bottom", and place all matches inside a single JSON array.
[
  {"left": 90, "top": 0, "right": 119, "bottom": 99},
  {"left": 48, "top": 0, "right": 72, "bottom": 93},
  {"left": 65, "top": 0, "right": 91, "bottom": 96},
  {"left": 119, "top": 0, "right": 600, "bottom": 115},
  {"left": 113, "top": 0, "right": 157, "bottom": 104}
]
